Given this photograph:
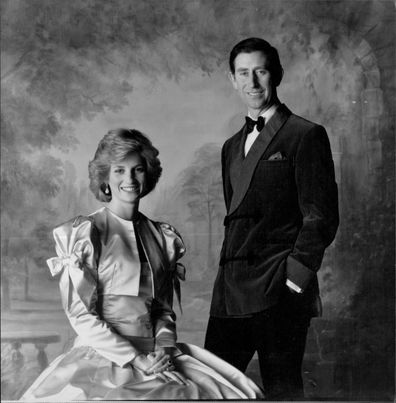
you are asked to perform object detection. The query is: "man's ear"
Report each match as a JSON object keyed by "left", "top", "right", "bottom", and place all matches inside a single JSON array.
[{"left": 228, "top": 71, "right": 238, "bottom": 90}]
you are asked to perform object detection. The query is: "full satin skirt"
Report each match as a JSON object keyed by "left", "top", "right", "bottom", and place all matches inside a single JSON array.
[{"left": 21, "top": 343, "right": 263, "bottom": 400}]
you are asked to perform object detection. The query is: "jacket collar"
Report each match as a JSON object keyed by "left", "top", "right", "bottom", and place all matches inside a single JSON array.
[{"left": 228, "top": 104, "right": 292, "bottom": 215}]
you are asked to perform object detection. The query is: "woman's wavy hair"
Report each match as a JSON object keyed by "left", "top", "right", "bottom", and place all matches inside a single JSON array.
[{"left": 88, "top": 128, "right": 162, "bottom": 202}]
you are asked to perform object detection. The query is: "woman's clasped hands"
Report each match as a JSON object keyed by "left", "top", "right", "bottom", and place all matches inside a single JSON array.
[{"left": 132, "top": 347, "right": 188, "bottom": 385}]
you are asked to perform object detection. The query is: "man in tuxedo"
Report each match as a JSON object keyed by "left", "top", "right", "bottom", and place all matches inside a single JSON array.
[{"left": 204, "top": 37, "right": 339, "bottom": 400}]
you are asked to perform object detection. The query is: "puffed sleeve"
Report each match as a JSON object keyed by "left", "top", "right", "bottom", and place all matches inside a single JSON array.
[
  {"left": 153, "top": 222, "right": 186, "bottom": 349},
  {"left": 46, "top": 216, "right": 140, "bottom": 367}
]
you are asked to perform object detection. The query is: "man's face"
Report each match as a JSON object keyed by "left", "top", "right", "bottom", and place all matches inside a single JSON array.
[{"left": 229, "top": 51, "right": 276, "bottom": 117}]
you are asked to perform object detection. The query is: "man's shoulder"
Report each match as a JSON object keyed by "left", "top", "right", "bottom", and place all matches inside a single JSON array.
[
  {"left": 287, "top": 112, "right": 324, "bottom": 132},
  {"left": 284, "top": 112, "right": 330, "bottom": 149},
  {"left": 223, "top": 128, "right": 243, "bottom": 150}
]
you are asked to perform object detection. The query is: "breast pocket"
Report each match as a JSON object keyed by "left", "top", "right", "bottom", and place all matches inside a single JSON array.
[{"left": 256, "top": 159, "right": 293, "bottom": 191}]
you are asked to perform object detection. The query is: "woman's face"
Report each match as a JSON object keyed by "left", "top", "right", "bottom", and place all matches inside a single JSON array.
[{"left": 108, "top": 152, "right": 147, "bottom": 207}]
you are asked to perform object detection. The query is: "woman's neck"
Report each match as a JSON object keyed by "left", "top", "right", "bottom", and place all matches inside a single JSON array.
[{"left": 106, "top": 201, "right": 140, "bottom": 221}]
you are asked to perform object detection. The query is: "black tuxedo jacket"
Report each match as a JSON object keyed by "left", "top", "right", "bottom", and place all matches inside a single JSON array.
[{"left": 210, "top": 104, "right": 339, "bottom": 317}]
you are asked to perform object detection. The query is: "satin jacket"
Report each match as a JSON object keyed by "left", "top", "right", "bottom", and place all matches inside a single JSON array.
[{"left": 47, "top": 207, "right": 186, "bottom": 367}]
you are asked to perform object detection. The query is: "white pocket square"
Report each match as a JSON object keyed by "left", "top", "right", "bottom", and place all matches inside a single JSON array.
[{"left": 268, "top": 151, "right": 286, "bottom": 161}]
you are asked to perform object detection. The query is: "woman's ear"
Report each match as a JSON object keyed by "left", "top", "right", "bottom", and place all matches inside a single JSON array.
[{"left": 101, "top": 183, "right": 111, "bottom": 196}]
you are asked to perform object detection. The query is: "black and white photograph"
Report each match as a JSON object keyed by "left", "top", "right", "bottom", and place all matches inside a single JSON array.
[{"left": 1, "top": 0, "right": 395, "bottom": 401}]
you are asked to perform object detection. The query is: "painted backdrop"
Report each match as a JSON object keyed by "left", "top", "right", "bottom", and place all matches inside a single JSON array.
[{"left": 1, "top": 0, "right": 394, "bottom": 400}]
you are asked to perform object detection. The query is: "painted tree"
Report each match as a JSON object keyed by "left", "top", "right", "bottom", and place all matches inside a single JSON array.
[
  {"left": 1, "top": 0, "right": 223, "bottom": 306},
  {"left": 177, "top": 143, "right": 224, "bottom": 271}
]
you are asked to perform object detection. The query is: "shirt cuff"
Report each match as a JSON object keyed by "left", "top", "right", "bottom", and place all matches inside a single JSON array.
[
  {"left": 286, "top": 279, "right": 303, "bottom": 293},
  {"left": 286, "top": 255, "right": 315, "bottom": 291}
]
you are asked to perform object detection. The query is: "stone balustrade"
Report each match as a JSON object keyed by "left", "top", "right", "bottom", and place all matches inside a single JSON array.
[{"left": 1, "top": 331, "right": 60, "bottom": 372}]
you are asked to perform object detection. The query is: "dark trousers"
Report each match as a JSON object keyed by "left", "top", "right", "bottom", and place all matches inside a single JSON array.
[{"left": 204, "top": 291, "right": 311, "bottom": 400}]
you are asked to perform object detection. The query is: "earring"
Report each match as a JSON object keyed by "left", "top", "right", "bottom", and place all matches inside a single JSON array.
[{"left": 104, "top": 184, "right": 111, "bottom": 195}]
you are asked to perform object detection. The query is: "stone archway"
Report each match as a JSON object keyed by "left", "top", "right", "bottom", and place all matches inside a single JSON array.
[
  {"left": 303, "top": 28, "right": 390, "bottom": 400},
  {"left": 324, "top": 34, "right": 384, "bottom": 206}
]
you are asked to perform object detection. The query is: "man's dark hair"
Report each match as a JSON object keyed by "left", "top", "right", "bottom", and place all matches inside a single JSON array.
[{"left": 229, "top": 37, "right": 284, "bottom": 86}]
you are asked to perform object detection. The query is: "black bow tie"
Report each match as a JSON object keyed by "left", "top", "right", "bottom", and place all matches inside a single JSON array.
[{"left": 245, "top": 116, "right": 265, "bottom": 133}]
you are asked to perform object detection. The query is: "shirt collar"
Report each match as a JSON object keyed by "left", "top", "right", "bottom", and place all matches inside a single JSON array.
[{"left": 248, "top": 103, "right": 280, "bottom": 124}]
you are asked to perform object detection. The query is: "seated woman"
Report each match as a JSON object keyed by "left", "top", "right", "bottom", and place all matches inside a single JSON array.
[{"left": 21, "top": 129, "right": 263, "bottom": 400}]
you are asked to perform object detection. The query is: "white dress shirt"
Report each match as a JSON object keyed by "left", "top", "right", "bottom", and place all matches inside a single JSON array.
[{"left": 244, "top": 103, "right": 279, "bottom": 156}]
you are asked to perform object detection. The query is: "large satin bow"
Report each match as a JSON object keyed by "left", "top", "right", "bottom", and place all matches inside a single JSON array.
[
  {"left": 46, "top": 219, "right": 97, "bottom": 312},
  {"left": 47, "top": 251, "right": 84, "bottom": 277}
]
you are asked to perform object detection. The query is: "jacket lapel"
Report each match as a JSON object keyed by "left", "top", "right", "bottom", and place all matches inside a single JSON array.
[
  {"left": 228, "top": 104, "right": 292, "bottom": 215},
  {"left": 136, "top": 214, "right": 167, "bottom": 296},
  {"left": 229, "top": 128, "right": 247, "bottom": 192}
]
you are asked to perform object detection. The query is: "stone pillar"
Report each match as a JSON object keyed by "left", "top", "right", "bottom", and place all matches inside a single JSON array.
[{"left": 361, "top": 88, "right": 384, "bottom": 192}]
